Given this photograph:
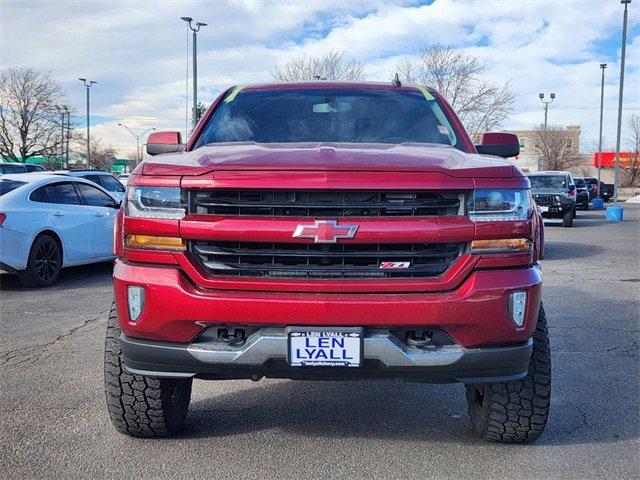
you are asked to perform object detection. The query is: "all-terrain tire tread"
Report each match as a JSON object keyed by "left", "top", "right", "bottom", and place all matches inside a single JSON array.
[
  {"left": 104, "top": 303, "right": 191, "bottom": 437},
  {"left": 466, "top": 304, "right": 551, "bottom": 443}
]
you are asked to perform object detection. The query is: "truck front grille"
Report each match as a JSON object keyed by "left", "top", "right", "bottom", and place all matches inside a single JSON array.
[
  {"left": 533, "top": 194, "right": 558, "bottom": 206},
  {"left": 190, "top": 241, "right": 463, "bottom": 279},
  {"left": 190, "top": 190, "right": 463, "bottom": 217}
]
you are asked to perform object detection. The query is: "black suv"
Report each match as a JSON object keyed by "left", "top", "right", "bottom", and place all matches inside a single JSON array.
[
  {"left": 573, "top": 177, "right": 590, "bottom": 210},
  {"left": 527, "top": 171, "right": 577, "bottom": 227}
]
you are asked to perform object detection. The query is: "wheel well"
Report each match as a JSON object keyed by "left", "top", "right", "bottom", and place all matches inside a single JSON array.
[{"left": 35, "top": 230, "right": 64, "bottom": 264}]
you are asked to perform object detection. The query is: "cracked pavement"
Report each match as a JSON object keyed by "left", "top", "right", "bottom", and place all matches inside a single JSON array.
[{"left": 0, "top": 206, "right": 639, "bottom": 479}]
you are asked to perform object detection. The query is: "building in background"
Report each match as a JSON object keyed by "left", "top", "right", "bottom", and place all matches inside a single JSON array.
[{"left": 509, "top": 125, "right": 581, "bottom": 173}]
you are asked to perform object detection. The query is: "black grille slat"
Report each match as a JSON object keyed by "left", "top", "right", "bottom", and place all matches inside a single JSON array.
[
  {"left": 533, "top": 194, "right": 557, "bottom": 205},
  {"left": 193, "top": 244, "right": 460, "bottom": 259},
  {"left": 190, "top": 190, "right": 462, "bottom": 217},
  {"left": 190, "top": 241, "right": 462, "bottom": 279}
]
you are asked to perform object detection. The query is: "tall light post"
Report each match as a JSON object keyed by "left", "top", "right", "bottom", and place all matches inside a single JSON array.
[
  {"left": 538, "top": 92, "right": 555, "bottom": 170},
  {"left": 78, "top": 78, "right": 97, "bottom": 168},
  {"left": 118, "top": 124, "right": 156, "bottom": 167},
  {"left": 612, "top": 0, "right": 631, "bottom": 207},
  {"left": 55, "top": 104, "right": 68, "bottom": 168},
  {"left": 181, "top": 16, "right": 207, "bottom": 129},
  {"left": 596, "top": 63, "right": 607, "bottom": 199}
]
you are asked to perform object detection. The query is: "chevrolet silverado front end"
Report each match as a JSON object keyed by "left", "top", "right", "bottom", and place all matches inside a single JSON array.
[{"left": 104, "top": 82, "right": 550, "bottom": 443}]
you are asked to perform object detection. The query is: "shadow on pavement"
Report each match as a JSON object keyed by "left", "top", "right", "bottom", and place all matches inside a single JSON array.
[
  {"left": 542, "top": 242, "right": 605, "bottom": 260},
  {"left": 0, "top": 261, "right": 114, "bottom": 292}
]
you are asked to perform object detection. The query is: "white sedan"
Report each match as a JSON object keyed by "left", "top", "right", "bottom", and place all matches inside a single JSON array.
[{"left": 0, "top": 174, "right": 120, "bottom": 287}]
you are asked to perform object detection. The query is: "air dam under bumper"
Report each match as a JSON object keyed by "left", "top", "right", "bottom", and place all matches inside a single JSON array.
[{"left": 120, "top": 330, "right": 533, "bottom": 383}]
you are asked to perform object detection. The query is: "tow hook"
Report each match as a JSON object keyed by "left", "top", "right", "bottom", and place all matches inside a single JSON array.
[
  {"left": 406, "top": 330, "right": 434, "bottom": 349},
  {"left": 217, "top": 328, "right": 246, "bottom": 346}
]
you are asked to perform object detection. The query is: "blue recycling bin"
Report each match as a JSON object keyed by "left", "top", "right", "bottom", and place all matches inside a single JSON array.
[
  {"left": 606, "top": 205, "right": 624, "bottom": 222},
  {"left": 592, "top": 198, "right": 604, "bottom": 209}
]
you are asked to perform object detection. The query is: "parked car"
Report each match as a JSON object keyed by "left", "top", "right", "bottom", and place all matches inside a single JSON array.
[
  {"left": 0, "top": 174, "right": 119, "bottom": 287},
  {"left": 53, "top": 169, "right": 126, "bottom": 202},
  {"left": 105, "top": 81, "right": 550, "bottom": 443},
  {"left": 573, "top": 177, "right": 590, "bottom": 210},
  {"left": 117, "top": 173, "right": 130, "bottom": 186},
  {"left": 1, "top": 162, "right": 27, "bottom": 174},
  {"left": 528, "top": 171, "right": 576, "bottom": 227},
  {"left": 600, "top": 182, "right": 614, "bottom": 202},
  {"left": 583, "top": 177, "right": 599, "bottom": 199},
  {"left": 1, "top": 163, "right": 47, "bottom": 174}
]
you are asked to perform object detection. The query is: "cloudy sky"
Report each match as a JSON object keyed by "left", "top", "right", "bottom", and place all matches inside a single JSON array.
[{"left": 1, "top": 0, "right": 639, "bottom": 157}]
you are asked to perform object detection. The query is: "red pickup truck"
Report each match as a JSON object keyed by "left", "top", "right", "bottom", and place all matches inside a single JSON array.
[{"left": 105, "top": 81, "right": 550, "bottom": 443}]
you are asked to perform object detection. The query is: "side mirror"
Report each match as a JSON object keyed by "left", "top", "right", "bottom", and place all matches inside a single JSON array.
[
  {"left": 475, "top": 132, "right": 520, "bottom": 158},
  {"left": 146, "top": 131, "right": 185, "bottom": 156}
]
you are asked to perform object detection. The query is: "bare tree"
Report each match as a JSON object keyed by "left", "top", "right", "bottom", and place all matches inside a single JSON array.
[
  {"left": 531, "top": 124, "right": 581, "bottom": 171},
  {"left": 270, "top": 49, "right": 365, "bottom": 82},
  {"left": 0, "top": 68, "right": 71, "bottom": 162},
  {"left": 394, "top": 45, "right": 515, "bottom": 137},
  {"left": 70, "top": 135, "right": 117, "bottom": 171},
  {"left": 623, "top": 114, "right": 640, "bottom": 187}
]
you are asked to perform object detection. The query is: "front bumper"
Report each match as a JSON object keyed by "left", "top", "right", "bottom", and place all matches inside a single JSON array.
[
  {"left": 120, "top": 330, "right": 533, "bottom": 384},
  {"left": 114, "top": 260, "right": 542, "bottom": 347}
]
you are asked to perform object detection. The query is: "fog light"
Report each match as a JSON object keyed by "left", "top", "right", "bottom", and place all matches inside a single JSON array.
[
  {"left": 127, "top": 286, "right": 145, "bottom": 322},
  {"left": 508, "top": 291, "right": 527, "bottom": 327}
]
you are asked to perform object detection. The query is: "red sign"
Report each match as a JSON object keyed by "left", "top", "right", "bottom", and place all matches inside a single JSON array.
[{"left": 593, "top": 152, "right": 636, "bottom": 167}]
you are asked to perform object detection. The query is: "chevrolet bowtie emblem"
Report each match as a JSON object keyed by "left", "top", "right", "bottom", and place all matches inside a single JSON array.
[{"left": 292, "top": 220, "right": 358, "bottom": 243}]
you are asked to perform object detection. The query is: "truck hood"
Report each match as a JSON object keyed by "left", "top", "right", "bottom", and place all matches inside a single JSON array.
[{"left": 141, "top": 142, "right": 517, "bottom": 178}]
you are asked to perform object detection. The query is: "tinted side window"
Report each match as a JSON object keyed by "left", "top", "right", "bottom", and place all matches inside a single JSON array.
[
  {"left": 0, "top": 179, "right": 27, "bottom": 196},
  {"left": 76, "top": 183, "right": 116, "bottom": 207},
  {"left": 32, "top": 183, "right": 80, "bottom": 205},
  {"left": 99, "top": 175, "right": 125, "bottom": 192},
  {"left": 1, "top": 165, "right": 15, "bottom": 173},
  {"left": 82, "top": 174, "right": 102, "bottom": 185}
]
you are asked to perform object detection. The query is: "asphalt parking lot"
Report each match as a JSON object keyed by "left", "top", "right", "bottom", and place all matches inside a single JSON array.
[{"left": 1, "top": 206, "right": 638, "bottom": 480}]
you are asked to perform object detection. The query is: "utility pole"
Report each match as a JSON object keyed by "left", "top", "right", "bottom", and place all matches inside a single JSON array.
[
  {"left": 78, "top": 78, "right": 97, "bottom": 168},
  {"left": 181, "top": 17, "right": 207, "bottom": 129},
  {"left": 55, "top": 105, "right": 66, "bottom": 168},
  {"left": 597, "top": 63, "right": 607, "bottom": 197},
  {"left": 65, "top": 110, "right": 70, "bottom": 166},
  {"left": 538, "top": 92, "right": 555, "bottom": 170},
  {"left": 613, "top": 0, "right": 631, "bottom": 206},
  {"left": 118, "top": 124, "right": 156, "bottom": 167}
]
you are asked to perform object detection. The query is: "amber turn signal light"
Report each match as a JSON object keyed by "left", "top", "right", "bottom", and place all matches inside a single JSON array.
[
  {"left": 125, "top": 235, "right": 186, "bottom": 251},
  {"left": 470, "top": 238, "right": 532, "bottom": 254}
]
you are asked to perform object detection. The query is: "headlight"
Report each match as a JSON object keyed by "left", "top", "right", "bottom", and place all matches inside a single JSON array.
[
  {"left": 126, "top": 186, "right": 185, "bottom": 219},
  {"left": 554, "top": 195, "right": 562, "bottom": 203},
  {"left": 468, "top": 189, "right": 532, "bottom": 222}
]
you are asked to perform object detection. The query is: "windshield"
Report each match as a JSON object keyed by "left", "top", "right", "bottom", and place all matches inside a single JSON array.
[
  {"left": 575, "top": 178, "right": 585, "bottom": 187},
  {"left": 195, "top": 88, "right": 460, "bottom": 148},
  {"left": 528, "top": 175, "right": 567, "bottom": 189},
  {"left": 0, "top": 179, "right": 27, "bottom": 196}
]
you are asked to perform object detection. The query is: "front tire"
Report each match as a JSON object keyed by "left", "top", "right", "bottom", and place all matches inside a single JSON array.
[
  {"left": 104, "top": 304, "right": 192, "bottom": 437},
  {"left": 465, "top": 304, "right": 551, "bottom": 443},
  {"left": 18, "top": 234, "right": 61, "bottom": 287},
  {"left": 563, "top": 210, "right": 574, "bottom": 227}
]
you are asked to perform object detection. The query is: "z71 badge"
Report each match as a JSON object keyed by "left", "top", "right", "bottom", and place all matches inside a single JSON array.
[{"left": 379, "top": 261, "right": 411, "bottom": 269}]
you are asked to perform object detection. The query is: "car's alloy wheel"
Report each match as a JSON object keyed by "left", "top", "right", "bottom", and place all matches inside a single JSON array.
[
  {"left": 18, "top": 235, "right": 62, "bottom": 287},
  {"left": 34, "top": 237, "right": 60, "bottom": 282}
]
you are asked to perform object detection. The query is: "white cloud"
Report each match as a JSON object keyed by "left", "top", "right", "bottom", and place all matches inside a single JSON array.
[{"left": 1, "top": 0, "right": 638, "bottom": 156}]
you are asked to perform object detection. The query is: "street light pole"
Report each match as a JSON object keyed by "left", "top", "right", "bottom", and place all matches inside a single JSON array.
[
  {"left": 118, "top": 124, "right": 156, "bottom": 167},
  {"left": 55, "top": 105, "right": 69, "bottom": 168},
  {"left": 181, "top": 17, "right": 207, "bottom": 129},
  {"left": 538, "top": 92, "right": 556, "bottom": 170},
  {"left": 613, "top": 0, "right": 631, "bottom": 206},
  {"left": 597, "top": 63, "right": 607, "bottom": 196},
  {"left": 78, "top": 78, "right": 97, "bottom": 168}
]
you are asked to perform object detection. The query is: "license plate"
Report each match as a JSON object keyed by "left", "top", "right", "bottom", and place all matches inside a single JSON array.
[
  {"left": 288, "top": 328, "right": 362, "bottom": 367},
  {"left": 538, "top": 206, "right": 549, "bottom": 213}
]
